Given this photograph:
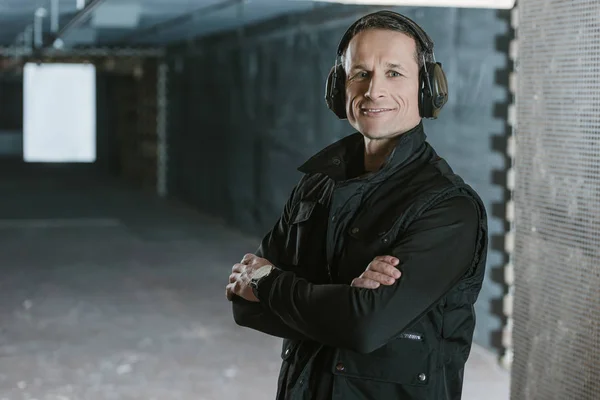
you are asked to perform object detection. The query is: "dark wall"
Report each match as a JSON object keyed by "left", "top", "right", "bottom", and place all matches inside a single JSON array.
[
  {"left": 97, "top": 64, "right": 160, "bottom": 190},
  {"left": 96, "top": 72, "right": 120, "bottom": 175},
  {"left": 0, "top": 76, "right": 24, "bottom": 157},
  {"left": 166, "top": 5, "right": 511, "bottom": 352}
]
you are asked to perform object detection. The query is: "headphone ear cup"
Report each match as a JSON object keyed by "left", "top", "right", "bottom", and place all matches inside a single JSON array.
[
  {"left": 419, "top": 62, "right": 448, "bottom": 119},
  {"left": 430, "top": 62, "right": 448, "bottom": 117},
  {"left": 325, "top": 64, "right": 347, "bottom": 119}
]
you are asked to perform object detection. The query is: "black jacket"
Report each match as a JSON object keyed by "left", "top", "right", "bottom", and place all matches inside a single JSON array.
[{"left": 232, "top": 122, "right": 488, "bottom": 400}]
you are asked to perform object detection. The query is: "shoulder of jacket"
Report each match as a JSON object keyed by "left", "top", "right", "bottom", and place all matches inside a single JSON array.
[{"left": 294, "top": 172, "right": 333, "bottom": 197}]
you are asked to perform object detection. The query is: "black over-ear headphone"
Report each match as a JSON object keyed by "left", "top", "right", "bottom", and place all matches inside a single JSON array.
[{"left": 325, "top": 10, "right": 448, "bottom": 120}]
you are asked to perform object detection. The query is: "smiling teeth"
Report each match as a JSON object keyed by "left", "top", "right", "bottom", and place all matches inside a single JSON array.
[{"left": 363, "top": 109, "right": 387, "bottom": 112}]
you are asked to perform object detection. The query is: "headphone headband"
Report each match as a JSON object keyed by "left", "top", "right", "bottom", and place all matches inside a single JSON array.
[{"left": 336, "top": 10, "right": 434, "bottom": 58}]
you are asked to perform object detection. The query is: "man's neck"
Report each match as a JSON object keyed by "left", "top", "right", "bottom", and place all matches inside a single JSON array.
[
  {"left": 362, "top": 122, "right": 423, "bottom": 173},
  {"left": 363, "top": 136, "right": 400, "bottom": 172}
]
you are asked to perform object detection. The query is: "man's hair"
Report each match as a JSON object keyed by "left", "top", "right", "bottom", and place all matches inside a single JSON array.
[{"left": 340, "top": 13, "right": 433, "bottom": 70}]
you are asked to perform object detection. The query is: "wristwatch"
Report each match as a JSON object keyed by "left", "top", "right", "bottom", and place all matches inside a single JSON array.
[{"left": 249, "top": 264, "right": 274, "bottom": 299}]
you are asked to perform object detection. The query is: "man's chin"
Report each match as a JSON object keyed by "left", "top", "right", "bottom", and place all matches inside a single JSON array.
[
  {"left": 358, "top": 128, "right": 395, "bottom": 141},
  {"left": 358, "top": 122, "right": 421, "bottom": 140}
]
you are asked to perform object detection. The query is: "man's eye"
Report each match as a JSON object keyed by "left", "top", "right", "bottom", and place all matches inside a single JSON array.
[
  {"left": 355, "top": 71, "right": 368, "bottom": 79},
  {"left": 389, "top": 71, "right": 402, "bottom": 77}
]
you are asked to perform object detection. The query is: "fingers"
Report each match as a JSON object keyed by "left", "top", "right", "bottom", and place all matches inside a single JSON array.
[
  {"left": 241, "top": 253, "right": 255, "bottom": 264},
  {"left": 228, "top": 254, "right": 257, "bottom": 301},
  {"left": 226, "top": 283, "right": 235, "bottom": 301},
  {"left": 229, "top": 272, "right": 240, "bottom": 283},
  {"left": 226, "top": 280, "right": 242, "bottom": 299},
  {"left": 372, "top": 255, "right": 400, "bottom": 267},
  {"left": 227, "top": 266, "right": 244, "bottom": 300},
  {"left": 351, "top": 269, "right": 399, "bottom": 290},
  {"left": 351, "top": 277, "right": 380, "bottom": 289},
  {"left": 368, "top": 259, "right": 401, "bottom": 279},
  {"left": 232, "top": 263, "right": 245, "bottom": 273},
  {"left": 361, "top": 270, "right": 397, "bottom": 285}
]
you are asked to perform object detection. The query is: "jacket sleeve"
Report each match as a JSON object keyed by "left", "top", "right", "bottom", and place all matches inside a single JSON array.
[
  {"left": 231, "top": 176, "right": 314, "bottom": 341},
  {"left": 256, "top": 195, "right": 481, "bottom": 353}
]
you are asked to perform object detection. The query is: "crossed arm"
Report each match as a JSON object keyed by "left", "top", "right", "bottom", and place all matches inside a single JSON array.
[
  {"left": 230, "top": 254, "right": 400, "bottom": 341},
  {"left": 230, "top": 195, "right": 480, "bottom": 353}
]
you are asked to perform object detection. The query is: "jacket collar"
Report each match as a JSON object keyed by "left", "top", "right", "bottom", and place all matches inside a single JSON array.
[{"left": 298, "top": 121, "right": 427, "bottom": 181}]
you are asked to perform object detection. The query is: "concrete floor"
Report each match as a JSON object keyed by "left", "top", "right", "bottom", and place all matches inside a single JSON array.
[{"left": 0, "top": 164, "right": 510, "bottom": 399}]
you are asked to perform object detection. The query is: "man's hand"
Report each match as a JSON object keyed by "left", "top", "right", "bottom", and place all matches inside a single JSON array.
[
  {"left": 351, "top": 256, "right": 401, "bottom": 289},
  {"left": 226, "top": 254, "right": 273, "bottom": 302}
]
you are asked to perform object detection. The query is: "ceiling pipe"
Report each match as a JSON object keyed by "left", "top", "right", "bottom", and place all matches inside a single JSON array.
[
  {"left": 113, "top": 0, "right": 243, "bottom": 45},
  {"left": 50, "top": 0, "right": 107, "bottom": 46},
  {"left": 34, "top": 8, "right": 48, "bottom": 48},
  {"left": 50, "top": 0, "right": 59, "bottom": 33},
  {"left": 23, "top": 25, "right": 33, "bottom": 53}
]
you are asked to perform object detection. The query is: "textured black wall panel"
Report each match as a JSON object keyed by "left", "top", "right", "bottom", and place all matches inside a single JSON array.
[
  {"left": 96, "top": 73, "right": 120, "bottom": 175},
  {"left": 0, "top": 77, "right": 23, "bottom": 131},
  {"left": 0, "top": 77, "right": 23, "bottom": 157}
]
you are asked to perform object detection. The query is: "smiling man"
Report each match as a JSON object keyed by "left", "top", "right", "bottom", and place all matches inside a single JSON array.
[{"left": 226, "top": 10, "right": 488, "bottom": 400}]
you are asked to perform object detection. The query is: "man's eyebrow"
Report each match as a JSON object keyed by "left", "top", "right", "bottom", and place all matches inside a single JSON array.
[
  {"left": 349, "top": 64, "right": 367, "bottom": 72},
  {"left": 385, "top": 62, "right": 408, "bottom": 72},
  {"left": 349, "top": 63, "right": 408, "bottom": 72}
]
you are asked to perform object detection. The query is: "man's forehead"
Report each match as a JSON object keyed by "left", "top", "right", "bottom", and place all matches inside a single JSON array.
[
  {"left": 344, "top": 29, "right": 417, "bottom": 59},
  {"left": 343, "top": 40, "right": 417, "bottom": 71}
]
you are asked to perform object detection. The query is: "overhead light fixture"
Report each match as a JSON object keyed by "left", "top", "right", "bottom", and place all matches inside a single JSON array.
[
  {"left": 314, "top": 0, "right": 515, "bottom": 8},
  {"left": 91, "top": 3, "right": 141, "bottom": 29}
]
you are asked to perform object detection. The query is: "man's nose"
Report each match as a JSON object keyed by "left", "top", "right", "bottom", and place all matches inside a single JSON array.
[{"left": 364, "top": 74, "right": 386, "bottom": 99}]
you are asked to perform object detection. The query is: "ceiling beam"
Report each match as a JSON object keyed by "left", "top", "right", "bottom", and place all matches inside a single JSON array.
[
  {"left": 113, "top": 0, "right": 243, "bottom": 45},
  {"left": 0, "top": 46, "right": 165, "bottom": 58},
  {"left": 51, "top": 0, "right": 108, "bottom": 46}
]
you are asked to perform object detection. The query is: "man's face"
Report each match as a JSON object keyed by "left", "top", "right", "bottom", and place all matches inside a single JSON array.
[{"left": 343, "top": 28, "right": 422, "bottom": 140}]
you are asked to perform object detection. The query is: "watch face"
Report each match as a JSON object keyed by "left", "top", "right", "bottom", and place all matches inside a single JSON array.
[{"left": 253, "top": 265, "right": 273, "bottom": 280}]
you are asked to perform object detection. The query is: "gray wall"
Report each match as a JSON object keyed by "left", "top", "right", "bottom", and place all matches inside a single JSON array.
[{"left": 166, "top": 5, "right": 511, "bottom": 353}]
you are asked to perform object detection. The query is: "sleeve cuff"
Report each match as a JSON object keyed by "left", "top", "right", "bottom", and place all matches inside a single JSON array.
[{"left": 256, "top": 267, "right": 284, "bottom": 307}]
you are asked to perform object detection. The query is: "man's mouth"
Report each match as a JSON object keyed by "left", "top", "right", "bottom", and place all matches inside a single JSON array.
[{"left": 360, "top": 108, "right": 393, "bottom": 115}]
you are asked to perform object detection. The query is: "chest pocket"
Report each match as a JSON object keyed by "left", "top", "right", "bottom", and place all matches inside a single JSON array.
[
  {"left": 284, "top": 200, "right": 328, "bottom": 282},
  {"left": 337, "top": 195, "right": 422, "bottom": 283},
  {"left": 336, "top": 214, "right": 407, "bottom": 283},
  {"left": 292, "top": 200, "right": 316, "bottom": 225}
]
